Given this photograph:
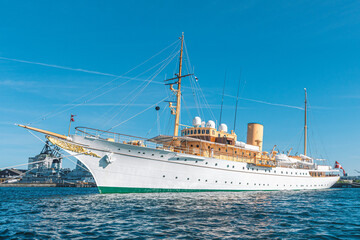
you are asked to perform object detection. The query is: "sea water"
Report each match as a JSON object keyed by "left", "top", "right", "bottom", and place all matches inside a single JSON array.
[{"left": 0, "top": 187, "right": 359, "bottom": 239}]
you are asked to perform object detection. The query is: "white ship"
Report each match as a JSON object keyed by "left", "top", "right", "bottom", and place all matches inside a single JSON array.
[{"left": 19, "top": 34, "right": 340, "bottom": 193}]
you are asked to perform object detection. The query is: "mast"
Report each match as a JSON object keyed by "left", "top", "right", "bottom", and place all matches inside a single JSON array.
[
  {"left": 173, "top": 33, "right": 184, "bottom": 137},
  {"left": 304, "top": 88, "right": 307, "bottom": 156}
]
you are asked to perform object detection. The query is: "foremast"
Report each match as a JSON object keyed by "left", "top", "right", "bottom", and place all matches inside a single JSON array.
[{"left": 173, "top": 33, "right": 184, "bottom": 137}]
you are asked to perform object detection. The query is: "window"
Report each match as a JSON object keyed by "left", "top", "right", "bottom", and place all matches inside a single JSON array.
[
  {"left": 198, "top": 130, "right": 201, "bottom": 134},
  {"left": 202, "top": 130, "right": 205, "bottom": 134},
  {"left": 218, "top": 134, "right": 220, "bottom": 137},
  {"left": 187, "top": 130, "right": 189, "bottom": 134},
  {"left": 206, "top": 130, "right": 209, "bottom": 134},
  {"left": 196, "top": 145, "right": 199, "bottom": 148},
  {"left": 191, "top": 130, "right": 193, "bottom": 134}
]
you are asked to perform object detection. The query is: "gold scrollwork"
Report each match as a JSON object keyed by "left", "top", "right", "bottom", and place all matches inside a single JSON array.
[{"left": 47, "top": 136, "right": 100, "bottom": 158}]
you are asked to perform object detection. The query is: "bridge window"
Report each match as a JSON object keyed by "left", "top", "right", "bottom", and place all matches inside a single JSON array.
[
  {"left": 202, "top": 130, "right": 205, "bottom": 134},
  {"left": 191, "top": 130, "right": 193, "bottom": 134},
  {"left": 198, "top": 130, "right": 201, "bottom": 134},
  {"left": 206, "top": 130, "right": 209, "bottom": 134}
]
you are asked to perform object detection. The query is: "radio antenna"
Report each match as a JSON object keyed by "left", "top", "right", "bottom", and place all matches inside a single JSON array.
[
  {"left": 219, "top": 70, "right": 226, "bottom": 124},
  {"left": 233, "top": 71, "right": 242, "bottom": 131}
]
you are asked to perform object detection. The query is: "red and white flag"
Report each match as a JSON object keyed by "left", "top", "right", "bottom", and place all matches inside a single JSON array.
[
  {"left": 334, "top": 161, "right": 346, "bottom": 175},
  {"left": 70, "top": 114, "right": 76, "bottom": 122}
]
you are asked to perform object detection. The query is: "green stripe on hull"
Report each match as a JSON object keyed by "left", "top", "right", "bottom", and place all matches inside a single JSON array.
[{"left": 97, "top": 186, "right": 278, "bottom": 194}]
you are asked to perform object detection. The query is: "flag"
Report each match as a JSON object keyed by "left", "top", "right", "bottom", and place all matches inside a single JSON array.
[
  {"left": 70, "top": 114, "right": 76, "bottom": 122},
  {"left": 334, "top": 161, "right": 346, "bottom": 175},
  {"left": 195, "top": 76, "right": 198, "bottom": 82}
]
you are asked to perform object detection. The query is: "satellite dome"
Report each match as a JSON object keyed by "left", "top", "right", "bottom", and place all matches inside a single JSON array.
[
  {"left": 192, "top": 116, "right": 201, "bottom": 127},
  {"left": 206, "top": 120, "right": 215, "bottom": 129},
  {"left": 219, "top": 123, "right": 228, "bottom": 133}
]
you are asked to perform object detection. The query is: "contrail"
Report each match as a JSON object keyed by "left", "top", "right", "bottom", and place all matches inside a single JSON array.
[
  {"left": 0, "top": 55, "right": 303, "bottom": 110},
  {"left": 0, "top": 56, "right": 118, "bottom": 77}
]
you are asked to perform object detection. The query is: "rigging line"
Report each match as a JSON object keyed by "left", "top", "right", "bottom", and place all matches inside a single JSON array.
[
  {"left": 183, "top": 41, "right": 201, "bottom": 118},
  {"left": 0, "top": 39, "right": 179, "bottom": 79},
  {"left": 102, "top": 49, "right": 179, "bottom": 127},
  {"left": 184, "top": 42, "right": 215, "bottom": 120},
  {"left": 107, "top": 96, "right": 170, "bottom": 131},
  {"left": 195, "top": 79, "right": 216, "bottom": 120},
  {"left": 181, "top": 94, "right": 194, "bottom": 126},
  {"left": 219, "top": 71, "right": 227, "bottom": 124},
  {"left": 26, "top": 39, "right": 180, "bottom": 124},
  {"left": 145, "top": 104, "right": 167, "bottom": 137},
  {"left": 27, "top": 130, "right": 90, "bottom": 172},
  {"left": 35, "top": 49, "right": 181, "bottom": 125},
  {"left": 94, "top": 49, "right": 181, "bottom": 125}
]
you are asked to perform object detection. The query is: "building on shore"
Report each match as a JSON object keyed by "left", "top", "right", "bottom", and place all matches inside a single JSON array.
[{"left": 0, "top": 168, "right": 27, "bottom": 183}]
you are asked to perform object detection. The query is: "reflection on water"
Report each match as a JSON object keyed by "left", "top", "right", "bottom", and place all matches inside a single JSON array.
[{"left": 0, "top": 188, "right": 359, "bottom": 239}]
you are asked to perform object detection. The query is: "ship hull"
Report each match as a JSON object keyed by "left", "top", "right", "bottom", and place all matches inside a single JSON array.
[{"left": 65, "top": 136, "right": 339, "bottom": 194}]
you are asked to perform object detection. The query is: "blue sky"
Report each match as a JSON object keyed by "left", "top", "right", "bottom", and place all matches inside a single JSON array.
[{"left": 0, "top": 0, "right": 359, "bottom": 174}]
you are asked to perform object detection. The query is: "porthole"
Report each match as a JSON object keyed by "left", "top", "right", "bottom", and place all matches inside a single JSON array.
[
  {"left": 196, "top": 145, "right": 199, "bottom": 148},
  {"left": 143, "top": 152, "right": 145, "bottom": 154},
  {"left": 161, "top": 155, "right": 164, "bottom": 157},
  {"left": 128, "top": 150, "right": 131, "bottom": 152},
  {"left": 239, "top": 182, "right": 241, "bottom": 184},
  {"left": 232, "top": 166, "right": 234, "bottom": 168},
  {"left": 187, "top": 178, "right": 190, "bottom": 180},
  {"left": 177, "top": 158, "right": 179, "bottom": 160},
  {"left": 118, "top": 148, "right": 121, "bottom": 150},
  {"left": 205, "top": 180, "right": 207, "bottom": 182},
  {"left": 247, "top": 183, "right": 249, "bottom": 185},
  {"left": 175, "top": 177, "right": 178, "bottom": 179},
  {"left": 198, "top": 179, "right": 200, "bottom": 181},
  {"left": 215, "top": 163, "right": 218, "bottom": 166},
  {"left": 163, "top": 175, "right": 165, "bottom": 178},
  {"left": 215, "top": 180, "right": 218, "bottom": 183},
  {"left": 205, "top": 162, "right": 208, "bottom": 164},
  {"left": 227, "top": 165, "right": 229, "bottom": 168},
  {"left": 225, "top": 181, "right": 227, "bottom": 184},
  {"left": 231, "top": 182, "right": 233, "bottom": 184},
  {"left": 243, "top": 167, "right": 245, "bottom": 170},
  {"left": 138, "top": 152, "right": 141, "bottom": 154},
  {"left": 152, "top": 154, "right": 154, "bottom": 156},
  {"left": 195, "top": 161, "right": 198, "bottom": 163}
]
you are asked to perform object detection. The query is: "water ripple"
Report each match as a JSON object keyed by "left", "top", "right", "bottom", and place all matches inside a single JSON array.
[{"left": 0, "top": 188, "right": 359, "bottom": 239}]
